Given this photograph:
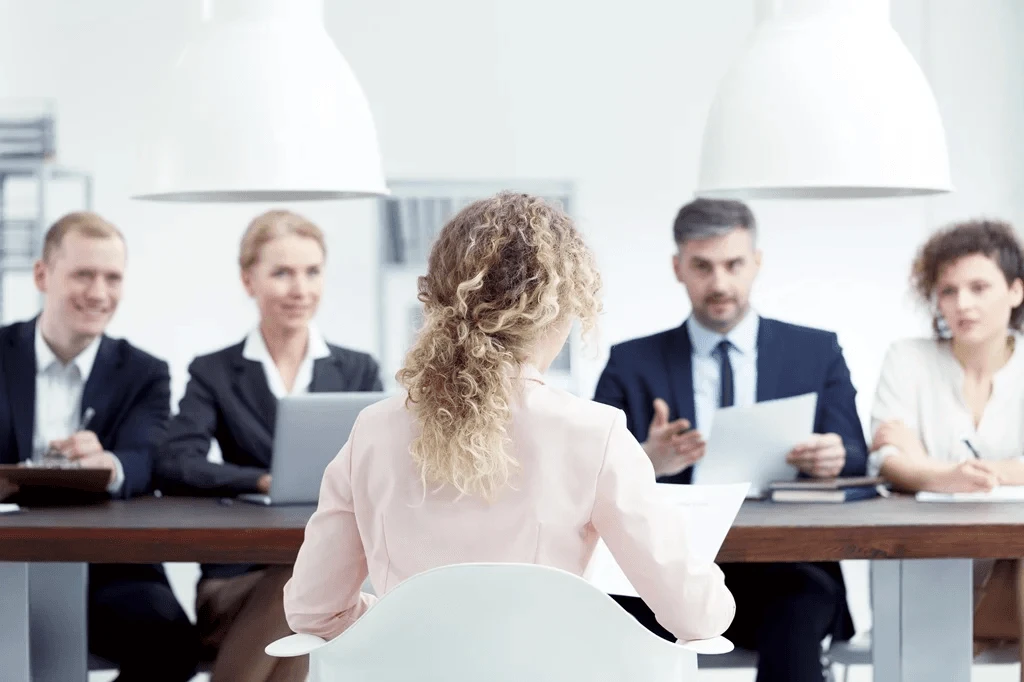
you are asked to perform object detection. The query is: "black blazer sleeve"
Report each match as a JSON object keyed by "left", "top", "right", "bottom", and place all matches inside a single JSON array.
[
  {"left": 155, "top": 360, "right": 264, "bottom": 496},
  {"left": 365, "top": 356, "right": 384, "bottom": 391},
  {"left": 109, "top": 359, "right": 171, "bottom": 499},
  {"left": 594, "top": 347, "right": 628, "bottom": 411},
  {"left": 817, "top": 333, "right": 869, "bottom": 476},
  {"left": 593, "top": 344, "right": 660, "bottom": 446},
  {"left": 331, "top": 345, "right": 384, "bottom": 392},
  {"left": 593, "top": 346, "right": 639, "bottom": 432}
]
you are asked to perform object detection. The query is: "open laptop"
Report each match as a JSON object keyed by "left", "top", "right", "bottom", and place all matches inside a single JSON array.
[{"left": 238, "top": 392, "right": 391, "bottom": 506}]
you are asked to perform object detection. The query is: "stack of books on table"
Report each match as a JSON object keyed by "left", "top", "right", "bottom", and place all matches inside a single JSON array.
[{"left": 768, "top": 476, "right": 884, "bottom": 503}]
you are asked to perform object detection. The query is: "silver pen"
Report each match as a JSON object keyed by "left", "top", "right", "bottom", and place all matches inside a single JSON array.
[
  {"left": 79, "top": 407, "right": 96, "bottom": 432},
  {"left": 43, "top": 407, "right": 95, "bottom": 465}
]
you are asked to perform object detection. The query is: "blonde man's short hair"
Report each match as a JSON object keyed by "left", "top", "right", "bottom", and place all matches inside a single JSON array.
[
  {"left": 42, "top": 211, "right": 124, "bottom": 264},
  {"left": 239, "top": 210, "right": 326, "bottom": 271}
]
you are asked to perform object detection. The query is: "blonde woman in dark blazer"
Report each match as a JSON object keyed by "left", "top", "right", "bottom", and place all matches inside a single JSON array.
[{"left": 156, "top": 210, "right": 381, "bottom": 682}]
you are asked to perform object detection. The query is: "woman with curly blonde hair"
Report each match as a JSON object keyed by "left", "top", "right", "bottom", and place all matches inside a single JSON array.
[{"left": 285, "top": 192, "right": 735, "bottom": 642}]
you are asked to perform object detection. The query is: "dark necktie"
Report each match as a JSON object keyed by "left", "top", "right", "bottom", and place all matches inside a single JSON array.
[{"left": 716, "top": 339, "right": 734, "bottom": 408}]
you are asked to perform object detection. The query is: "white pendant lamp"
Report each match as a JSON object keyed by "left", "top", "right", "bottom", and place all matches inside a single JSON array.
[
  {"left": 697, "top": 0, "right": 952, "bottom": 200},
  {"left": 133, "top": 0, "right": 387, "bottom": 202}
]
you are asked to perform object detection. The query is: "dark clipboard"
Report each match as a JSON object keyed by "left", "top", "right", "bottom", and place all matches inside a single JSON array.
[{"left": 0, "top": 464, "right": 111, "bottom": 493}]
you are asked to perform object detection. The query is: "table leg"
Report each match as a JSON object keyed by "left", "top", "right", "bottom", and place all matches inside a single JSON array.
[
  {"left": 0, "top": 562, "right": 31, "bottom": 681},
  {"left": 871, "top": 558, "right": 973, "bottom": 682},
  {"left": 30, "top": 562, "right": 88, "bottom": 682}
]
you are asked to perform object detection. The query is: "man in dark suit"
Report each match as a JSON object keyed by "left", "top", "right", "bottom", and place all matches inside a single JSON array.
[
  {"left": 0, "top": 212, "right": 198, "bottom": 681},
  {"left": 594, "top": 198, "right": 867, "bottom": 682}
]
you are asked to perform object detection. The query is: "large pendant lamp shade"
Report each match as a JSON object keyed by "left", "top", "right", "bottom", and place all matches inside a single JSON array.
[
  {"left": 133, "top": 0, "right": 387, "bottom": 202},
  {"left": 697, "top": 0, "right": 952, "bottom": 200}
]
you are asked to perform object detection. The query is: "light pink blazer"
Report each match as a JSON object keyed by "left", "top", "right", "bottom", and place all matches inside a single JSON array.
[{"left": 283, "top": 365, "right": 735, "bottom": 642}]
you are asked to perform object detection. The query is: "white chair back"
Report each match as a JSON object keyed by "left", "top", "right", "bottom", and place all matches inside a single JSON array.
[{"left": 268, "top": 562, "right": 730, "bottom": 682}]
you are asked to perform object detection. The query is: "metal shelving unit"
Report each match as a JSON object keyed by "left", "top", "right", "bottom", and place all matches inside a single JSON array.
[
  {"left": 0, "top": 159, "right": 93, "bottom": 322},
  {"left": 0, "top": 100, "right": 94, "bottom": 322}
]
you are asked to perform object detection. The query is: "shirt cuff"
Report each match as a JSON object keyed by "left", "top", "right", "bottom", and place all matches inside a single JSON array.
[
  {"left": 106, "top": 452, "right": 125, "bottom": 494},
  {"left": 867, "top": 444, "right": 900, "bottom": 478}
]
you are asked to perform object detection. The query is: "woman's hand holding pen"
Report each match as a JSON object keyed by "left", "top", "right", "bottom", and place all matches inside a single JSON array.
[
  {"left": 956, "top": 440, "right": 1024, "bottom": 487},
  {"left": 874, "top": 420, "right": 1005, "bottom": 491},
  {"left": 928, "top": 461, "right": 999, "bottom": 493}
]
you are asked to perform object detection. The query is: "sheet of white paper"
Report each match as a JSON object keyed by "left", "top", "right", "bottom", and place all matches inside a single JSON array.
[
  {"left": 692, "top": 392, "right": 818, "bottom": 497},
  {"left": 584, "top": 482, "right": 749, "bottom": 598},
  {"left": 916, "top": 486, "right": 1024, "bottom": 503}
]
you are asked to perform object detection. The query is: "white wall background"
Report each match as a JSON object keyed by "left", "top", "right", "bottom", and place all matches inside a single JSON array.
[{"left": 2, "top": 1, "right": 1023, "bottom": 679}]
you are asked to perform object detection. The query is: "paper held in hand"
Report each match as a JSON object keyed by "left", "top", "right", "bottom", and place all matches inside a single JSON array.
[
  {"left": 583, "top": 482, "right": 749, "bottom": 598},
  {"left": 691, "top": 392, "right": 818, "bottom": 498}
]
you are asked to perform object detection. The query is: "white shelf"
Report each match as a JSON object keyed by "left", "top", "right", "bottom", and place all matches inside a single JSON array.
[{"left": 376, "top": 180, "right": 581, "bottom": 395}]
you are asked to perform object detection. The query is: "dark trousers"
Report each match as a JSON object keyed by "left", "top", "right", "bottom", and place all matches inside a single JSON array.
[
  {"left": 88, "top": 564, "right": 200, "bottom": 682},
  {"left": 612, "top": 562, "right": 846, "bottom": 682}
]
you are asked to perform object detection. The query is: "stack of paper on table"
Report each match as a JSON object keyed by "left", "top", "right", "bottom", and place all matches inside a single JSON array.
[
  {"left": 584, "top": 482, "right": 749, "bottom": 599},
  {"left": 768, "top": 476, "right": 883, "bottom": 503},
  {"left": 916, "top": 486, "right": 1024, "bottom": 502}
]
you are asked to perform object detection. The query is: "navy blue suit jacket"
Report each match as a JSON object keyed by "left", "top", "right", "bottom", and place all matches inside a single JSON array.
[
  {"left": 593, "top": 317, "right": 868, "bottom": 484},
  {"left": 594, "top": 316, "right": 863, "bottom": 641},
  {"left": 0, "top": 318, "right": 171, "bottom": 499}
]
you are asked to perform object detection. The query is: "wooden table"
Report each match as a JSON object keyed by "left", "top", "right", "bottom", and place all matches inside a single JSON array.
[
  {"left": 2, "top": 495, "right": 1022, "bottom": 681},
  {"left": 0, "top": 496, "right": 312, "bottom": 563},
  {"left": 2, "top": 495, "right": 1023, "bottom": 563},
  {"left": 724, "top": 495, "right": 1024, "bottom": 562}
]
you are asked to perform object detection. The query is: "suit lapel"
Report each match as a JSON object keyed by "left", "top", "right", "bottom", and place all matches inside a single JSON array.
[
  {"left": 755, "top": 317, "right": 783, "bottom": 402},
  {"left": 3, "top": 321, "right": 38, "bottom": 462},
  {"left": 231, "top": 351, "right": 278, "bottom": 435},
  {"left": 663, "top": 322, "right": 696, "bottom": 425},
  {"left": 80, "top": 337, "right": 120, "bottom": 439},
  {"left": 309, "top": 351, "right": 350, "bottom": 393}
]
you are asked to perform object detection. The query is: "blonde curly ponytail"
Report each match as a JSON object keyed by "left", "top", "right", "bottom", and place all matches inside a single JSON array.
[{"left": 397, "top": 192, "right": 601, "bottom": 499}]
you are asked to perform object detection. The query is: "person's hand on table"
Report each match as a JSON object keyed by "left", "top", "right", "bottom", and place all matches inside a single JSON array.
[{"left": 872, "top": 420, "right": 927, "bottom": 459}]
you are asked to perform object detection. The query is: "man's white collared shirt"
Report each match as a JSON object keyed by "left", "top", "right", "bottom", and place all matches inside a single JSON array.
[{"left": 33, "top": 325, "right": 124, "bottom": 493}]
